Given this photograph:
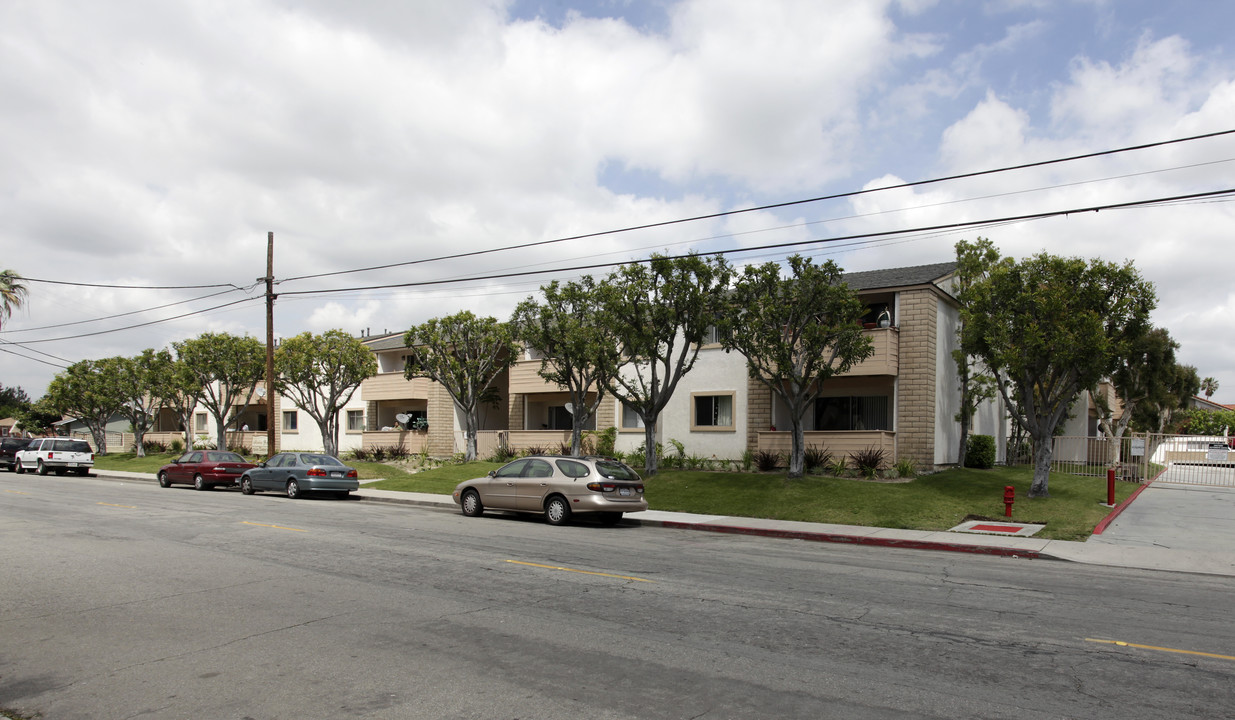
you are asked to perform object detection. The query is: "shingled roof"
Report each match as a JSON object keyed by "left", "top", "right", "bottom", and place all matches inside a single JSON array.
[{"left": 841, "top": 261, "right": 956, "bottom": 291}]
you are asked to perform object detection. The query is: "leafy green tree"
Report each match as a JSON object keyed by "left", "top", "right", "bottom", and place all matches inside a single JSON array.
[
  {"left": 512, "top": 277, "right": 620, "bottom": 456},
  {"left": 1095, "top": 327, "right": 1188, "bottom": 458},
  {"left": 276, "top": 330, "right": 377, "bottom": 457},
  {"left": 0, "top": 269, "right": 27, "bottom": 330},
  {"left": 45, "top": 358, "right": 126, "bottom": 453},
  {"left": 961, "top": 248, "right": 1155, "bottom": 497},
  {"left": 17, "top": 396, "right": 61, "bottom": 436},
  {"left": 952, "top": 238, "right": 1003, "bottom": 468},
  {"left": 0, "top": 383, "right": 31, "bottom": 420},
  {"left": 721, "top": 255, "right": 873, "bottom": 478},
  {"left": 1134, "top": 363, "right": 1200, "bottom": 439},
  {"left": 404, "top": 311, "right": 519, "bottom": 462},
  {"left": 599, "top": 254, "right": 732, "bottom": 476},
  {"left": 173, "top": 333, "right": 265, "bottom": 449},
  {"left": 1200, "top": 376, "right": 1219, "bottom": 399},
  {"left": 151, "top": 356, "right": 205, "bottom": 451},
  {"left": 115, "top": 349, "right": 175, "bottom": 457}
]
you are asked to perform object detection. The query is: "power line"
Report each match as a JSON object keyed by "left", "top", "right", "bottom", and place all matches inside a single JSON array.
[
  {"left": 275, "top": 187, "right": 1235, "bottom": 297},
  {"left": 0, "top": 287, "right": 244, "bottom": 334},
  {"left": 20, "top": 277, "right": 248, "bottom": 291},
  {"left": 13, "top": 296, "right": 261, "bottom": 345},
  {"left": 0, "top": 344, "right": 68, "bottom": 369},
  {"left": 279, "top": 127, "right": 1235, "bottom": 284}
]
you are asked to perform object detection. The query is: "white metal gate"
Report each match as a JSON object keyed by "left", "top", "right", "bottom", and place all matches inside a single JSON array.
[{"left": 1045, "top": 434, "right": 1235, "bottom": 487}]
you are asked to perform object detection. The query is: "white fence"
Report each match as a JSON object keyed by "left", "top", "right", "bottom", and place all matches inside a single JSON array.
[{"left": 1037, "top": 434, "right": 1235, "bottom": 487}]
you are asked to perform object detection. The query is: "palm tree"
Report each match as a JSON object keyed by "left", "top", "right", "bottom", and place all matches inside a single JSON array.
[
  {"left": 1200, "top": 376, "right": 1219, "bottom": 400},
  {"left": 0, "top": 270, "right": 27, "bottom": 330}
]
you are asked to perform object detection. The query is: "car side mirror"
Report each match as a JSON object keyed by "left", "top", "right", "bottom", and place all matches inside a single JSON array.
[{"left": 488, "top": 470, "right": 497, "bottom": 478}]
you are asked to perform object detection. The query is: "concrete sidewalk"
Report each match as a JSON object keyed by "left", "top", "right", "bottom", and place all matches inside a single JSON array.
[{"left": 91, "top": 469, "right": 1235, "bottom": 577}]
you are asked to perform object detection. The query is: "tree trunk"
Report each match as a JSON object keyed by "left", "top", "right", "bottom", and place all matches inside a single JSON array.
[
  {"left": 1030, "top": 432, "right": 1053, "bottom": 497},
  {"left": 643, "top": 423, "right": 658, "bottom": 476},
  {"left": 463, "top": 413, "right": 478, "bottom": 462},
  {"left": 134, "top": 426, "right": 147, "bottom": 457},
  {"left": 788, "top": 420, "right": 806, "bottom": 478}
]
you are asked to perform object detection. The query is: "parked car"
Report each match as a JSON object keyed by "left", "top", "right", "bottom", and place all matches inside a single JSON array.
[
  {"left": 452, "top": 455, "right": 647, "bottom": 526},
  {"left": 157, "top": 450, "right": 257, "bottom": 490},
  {"left": 239, "top": 452, "right": 359, "bottom": 499},
  {"left": 1, "top": 437, "right": 33, "bottom": 472},
  {"left": 14, "top": 437, "right": 94, "bottom": 476}
]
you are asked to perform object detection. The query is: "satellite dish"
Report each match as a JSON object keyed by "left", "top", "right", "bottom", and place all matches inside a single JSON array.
[
  {"left": 564, "top": 403, "right": 574, "bottom": 415},
  {"left": 395, "top": 413, "right": 410, "bottom": 425},
  {"left": 257, "top": 387, "right": 267, "bottom": 398}
]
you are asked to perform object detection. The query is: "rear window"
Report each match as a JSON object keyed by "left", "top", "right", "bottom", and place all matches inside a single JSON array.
[
  {"left": 53, "top": 440, "right": 92, "bottom": 453},
  {"left": 206, "top": 451, "right": 246, "bottom": 463},
  {"left": 595, "top": 460, "right": 640, "bottom": 481},
  {"left": 300, "top": 454, "right": 343, "bottom": 467},
  {"left": 2, "top": 438, "right": 31, "bottom": 450}
]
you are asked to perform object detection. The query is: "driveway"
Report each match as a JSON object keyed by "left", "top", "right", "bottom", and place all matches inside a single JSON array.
[{"left": 1088, "top": 481, "right": 1235, "bottom": 552}]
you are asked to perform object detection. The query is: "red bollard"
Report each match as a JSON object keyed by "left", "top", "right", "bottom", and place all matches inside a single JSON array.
[
  {"left": 1107, "top": 467, "right": 1116, "bottom": 506},
  {"left": 1003, "top": 485, "right": 1015, "bottom": 518}
]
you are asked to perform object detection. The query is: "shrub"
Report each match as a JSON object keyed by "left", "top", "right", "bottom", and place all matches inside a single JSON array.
[
  {"left": 803, "top": 445, "right": 833, "bottom": 473},
  {"left": 523, "top": 444, "right": 549, "bottom": 457},
  {"left": 894, "top": 457, "right": 916, "bottom": 478},
  {"left": 386, "top": 445, "right": 411, "bottom": 461},
  {"left": 850, "top": 446, "right": 886, "bottom": 478},
  {"left": 584, "top": 427, "right": 617, "bottom": 457},
  {"left": 351, "top": 447, "right": 373, "bottom": 462},
  {"left": 965, "top": 434, "right": 996, "bottom": 469},
  {"left": 169, "top": 438, "right": 184, "bottom": 455},
  {"left": 754, "top": 450, "right": 781, "bottom": 471},
  {"left": 828, "top": 457, "right": 848, "bottom": 477},
  {"left": 741, "top": 449, "right": 755, "bottom": 472},
  {"left": 486, "top": 443, "right": 517, "bottom": 463},
  {"left": 142, "top": 439, "right": 168, "bottom": 454},
  {"left": 557, "top": 441, "right": 573, "bottom": 456}
]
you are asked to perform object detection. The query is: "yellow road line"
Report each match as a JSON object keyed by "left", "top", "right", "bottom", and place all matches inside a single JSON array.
[
  {"left": 504, "top": 559, "right": 653, "bottom": 583},
  {"left": 98, "top": 502, "right": 136, "bottom": 509},
  {"left": 4, "top": 489, "right": 29, "bottom": 495},
  {"left": 1086, "top": 637, "right": 1235, "bottom": 662},
  {"left": 241, "top": 521, "right": 307, "bottom": 533}
]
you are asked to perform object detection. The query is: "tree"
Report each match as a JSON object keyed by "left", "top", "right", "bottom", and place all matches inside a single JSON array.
[
  {"left": 17, "top": 396, "right": 61, "bottom": 437},
  {"left": 0, "top": 269, "right": 28, "bottom": 330},
  {"left": 953, "top": 238, "right": 1003, "bottom": 468},
  {"left": 276, "top": 329, "right": 377, "bottom": 457},
  {"left": 115, "top": 349, "right": 175, "bottom": 457},
  {"left": 961, "top": 249, "right": 1155, "bottom": 497},
  {"left": 721, "top": 255, "right": 873, "bottom": 478},
  {"left": 0, "top": 383, "right": 32, "bottom": 420},
  {"left": 45, "top": 358, "right": 126, "bottom": 454},
  {"left": 1133, "top": 363, "right": 1199, "bottom": 436},
  {"left": 512, "top": 277, "right": 620, "bottom": 456},
  {"left": 404, "top": 311, "right": 518, "bottom": 462},
  {"left": 152, "top": 357, "right": 204, "bottom": 451},
  {"left": 173, "top": 333, "right": 265, "bottom": 450},
  {"left": 599, "top": 254, "right": 732, "bottom": 476},
  {"left": 1095, "top": 327, "right": 1181, "bottom": 449},
  {"left": 1200, "top": 376, "right": 1219, "bottom": 400}
]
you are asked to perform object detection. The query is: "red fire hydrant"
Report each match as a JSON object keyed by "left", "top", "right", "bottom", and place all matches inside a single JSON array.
[{"left": 1003, "top": 485, "right": 1015, "bottom": 518}]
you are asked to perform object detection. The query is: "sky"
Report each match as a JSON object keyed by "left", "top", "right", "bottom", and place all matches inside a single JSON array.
[{"left": 2, "top": 0, "right": 1234, "bottom": 403}]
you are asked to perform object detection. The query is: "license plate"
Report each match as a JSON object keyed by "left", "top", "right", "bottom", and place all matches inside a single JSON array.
[
  {"left": 619, "top": 487, "right": 631, "bottom": 496},
  {"left": 330, "top": 471, "right": 342, "bottom": 478},
  {"left": 67, "top": 463, "right": 78, "bottom": 467}
]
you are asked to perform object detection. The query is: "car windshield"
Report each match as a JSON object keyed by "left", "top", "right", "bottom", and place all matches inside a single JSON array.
[
  {"left": 595, "top": 460, "right": 639, "bottom": 481},
  {"left": 206, "top": 451, "right": 245, "bottom": 463},
  {"left": 53, "top": 440, "right": 92, "bottom": 453},
  {"left": 300, "top": 454, "right": 343, "bottom": 467}
]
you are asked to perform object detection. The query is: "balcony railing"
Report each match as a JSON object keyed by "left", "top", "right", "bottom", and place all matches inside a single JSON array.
[
  {"left": 757, "top": 430, "right": 896, "bottom": 460},
  {"left": 840, "top": 327, "right": 898, "bottom": 377},
  {"left": 360, "top": 372, "right": 431, "bottom": 401},
  {"left": 507, "top": 360, "right": 572, "bottom": 394}
]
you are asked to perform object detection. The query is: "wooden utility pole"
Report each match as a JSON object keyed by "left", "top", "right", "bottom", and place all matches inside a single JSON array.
[{"left": 265, "top": 231, "right": 276, "bottom": 458}]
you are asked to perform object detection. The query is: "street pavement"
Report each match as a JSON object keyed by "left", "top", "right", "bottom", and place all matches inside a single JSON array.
[{"left": 89, "top": 468, "right": 1235, "bottom": 577}]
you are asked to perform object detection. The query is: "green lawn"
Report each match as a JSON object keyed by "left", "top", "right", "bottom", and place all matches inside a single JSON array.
[{"left": 95, "top": 453, "right": 1134, "bottom": 541}]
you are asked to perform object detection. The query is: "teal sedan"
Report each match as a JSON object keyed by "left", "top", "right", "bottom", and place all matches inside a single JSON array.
[{"left": 239, "top": 452, "right": 359, "bottom": 499}]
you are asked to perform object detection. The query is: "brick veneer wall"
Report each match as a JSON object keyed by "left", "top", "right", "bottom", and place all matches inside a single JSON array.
[
  {"left": 427, "top": 383, "right": 456, "bottom": 456},
  {"left": 507, "top": 393, "right": 525, "bottom": 430},
  {"left": 895, "top": 289, "right": 938, "bottom": 466},
  {"left": 746, "top": 376, "right": 771, "bottom": 452}
]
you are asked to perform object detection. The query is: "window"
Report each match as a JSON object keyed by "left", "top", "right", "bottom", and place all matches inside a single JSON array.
[
  {"left": 195, "top": 413, "right": 207, "bottom": 432},
  {"left": 814, "top": 396, "right": 890, "bottom": 431},
  {"left": 620, "top": 402, "right": 645, "bottom": 430},
  {"left": 547, "top": 406, "right": 572, "bottom": 430},
  {"left": 282, "top": 411, "right": 298, "bottom": 432},
  {"left": 555, "top": 459, "right": 591, "bottom": 478},
  {"left": 691, "top": 393, "right": 735, "bottom": 431},
  {"left": 347, "top": 410, "right": 364, "bottom": 432},
  {"left": 700, "top": 325, "right": 724, "bottom": 346}
]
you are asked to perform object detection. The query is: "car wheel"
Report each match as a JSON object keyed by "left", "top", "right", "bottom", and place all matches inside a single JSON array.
[
  {"left": 158, "top": 471, "right": 171, "bottom": 488},
  {"left": 240, "top": 476, "right": 254, "bottom": 495},
  {"left": 286, "top": 479, "right": 301, "bottom": 499},
  {"left": 193, "top": 474, "right": 207, "bottom": 491},
  {"left": 460, "top": 489, "right": 483, "bottom": 517},
  {"left": 545, "top": 495, "right": 571, "bottom": 526},
  {"left": 14, "top": 459, "right": 24, "bottom": 474},
  {"left": 597, "top": 512, "right": 623, "bottom": 526},
  {"left": 37, "top": 460, "right": 48, "bottom": 476}
]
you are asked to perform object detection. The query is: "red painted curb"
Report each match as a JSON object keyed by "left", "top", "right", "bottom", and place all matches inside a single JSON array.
[
  {"left": 658, "top": 520, "right": 1041, "bottom": 559},
  {"left": 1092, "top": 469, "right": 1164, "bottom": 535}
]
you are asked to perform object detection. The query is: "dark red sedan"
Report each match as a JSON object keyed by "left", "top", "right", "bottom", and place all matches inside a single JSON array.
[{"left": 157, "top": 450, "right": 257, "bottom": 491}]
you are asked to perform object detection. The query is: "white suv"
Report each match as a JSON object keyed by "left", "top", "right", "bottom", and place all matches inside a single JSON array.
[{"left": 15, "top": 437, "right": 94, "bottom": 476}]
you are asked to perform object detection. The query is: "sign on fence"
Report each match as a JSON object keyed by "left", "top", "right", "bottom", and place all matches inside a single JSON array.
[
  {"left": 1207, "top": 442, "right": 1227, "bottom": 463},
  {"left": 1130, "top": 438, "right": 1145, "bottom": 457},
  {"left": 251, "top": 435, "right": 268, "bottom": 455}
]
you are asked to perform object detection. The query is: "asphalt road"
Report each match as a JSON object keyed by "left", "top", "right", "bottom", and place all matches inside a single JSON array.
[{"left": 2, "top": 473, "right": 1234, "bottom": 719}]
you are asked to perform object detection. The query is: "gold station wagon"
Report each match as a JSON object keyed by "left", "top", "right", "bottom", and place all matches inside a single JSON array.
[{"left": 452, "top": 455, "right": 647, "bottom": 526}]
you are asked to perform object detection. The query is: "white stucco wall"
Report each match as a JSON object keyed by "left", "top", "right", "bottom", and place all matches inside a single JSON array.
[{"left": 935, "top": 300, "right": 963, "bottom": 465}]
